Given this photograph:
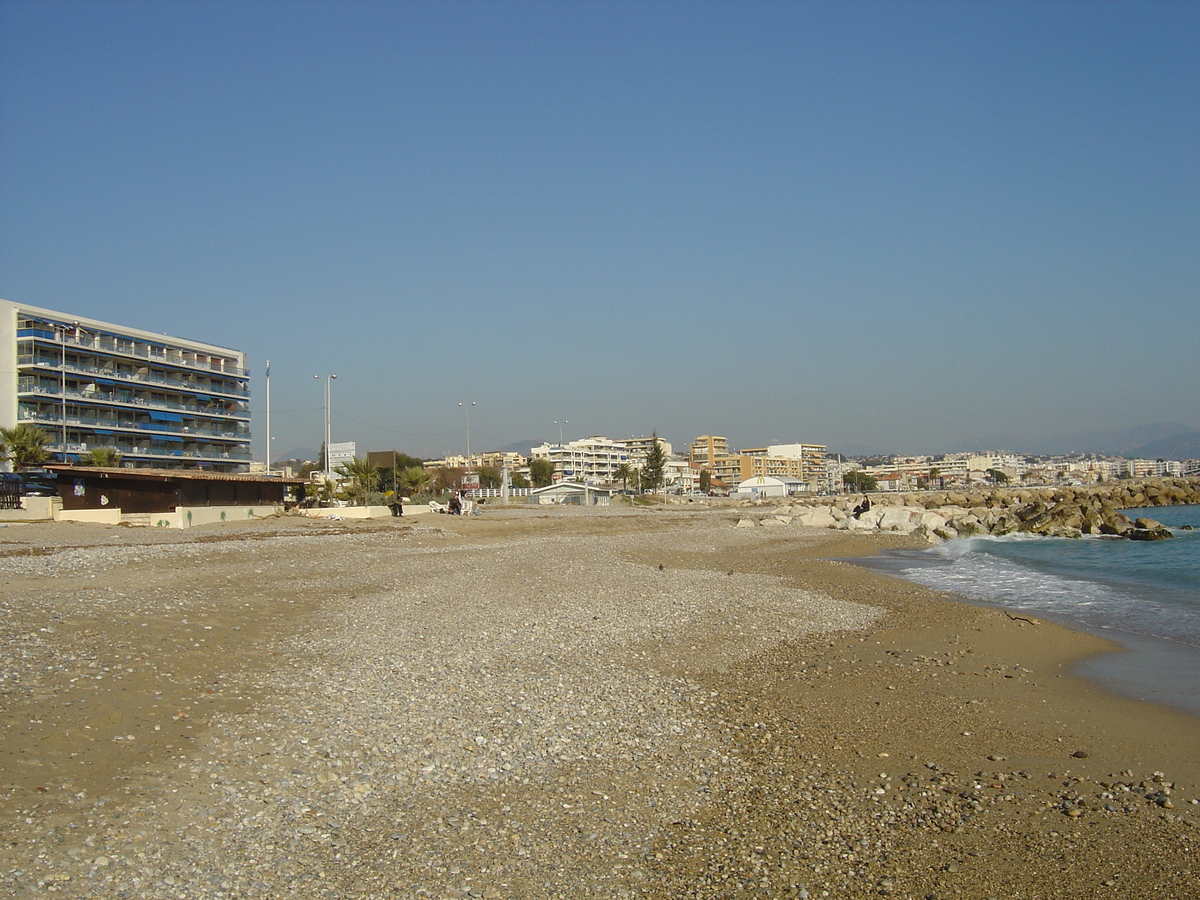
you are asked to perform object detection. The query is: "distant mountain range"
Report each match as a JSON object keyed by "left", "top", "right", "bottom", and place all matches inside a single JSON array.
[
  {"left": 1127, "top": 431, "right": 1200, "bottom": 461},
  {"left": 492, "top": 438, "right": 542, "bottom": 457},
  {"left": 275, "top": 448, "right": 318, "bottom": 464},
  {"left": 1019, "top": 422, "right": 1200, "bottom": 457}
]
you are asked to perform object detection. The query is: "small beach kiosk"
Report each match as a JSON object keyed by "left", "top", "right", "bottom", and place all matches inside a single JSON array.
[
  {"left": 44, "top": 465, "right": 304, "bottom": 527},
  {"left": 734, "top": 475, "right": 806, "bottom": 499},
  {"left": 530, "top": 482, "right": 617, "bottom": 506}
]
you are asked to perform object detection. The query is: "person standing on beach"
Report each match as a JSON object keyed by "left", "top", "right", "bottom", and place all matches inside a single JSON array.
[{"left": 389, "top": 490, "right": 404, "bottom": 517}]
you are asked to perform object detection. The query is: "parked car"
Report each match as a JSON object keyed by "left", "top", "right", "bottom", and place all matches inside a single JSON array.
[{"left": 20, "top": 469, "right": 59, "bottom": 496}]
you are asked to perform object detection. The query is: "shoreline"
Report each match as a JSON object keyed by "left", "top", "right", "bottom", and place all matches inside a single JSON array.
[
  {"left": 846, "top": 544, "right": 1200, "bottom": 722},
  {"left": 840, "top": 521, "right": 1200, "bottom": 722},
  {"left": 2, "top": 511, "right": 1198, "bottom": 898}
]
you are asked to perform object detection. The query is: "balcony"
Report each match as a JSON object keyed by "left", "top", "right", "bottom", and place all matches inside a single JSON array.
[
  {"left": 18, "top": 329, "right": 248, "bottom": 378},
  {"left": 19, "top": 409, "right": 250, "bottom": 442},
  {"left": 18, "top": 354, "right": 250, "bottom": 399},
  {"left": 49, "top": 439, "right": 252, "bottom": 465},
  {"left": 17, "top": 383, "right": 250, "bottom": 420}
]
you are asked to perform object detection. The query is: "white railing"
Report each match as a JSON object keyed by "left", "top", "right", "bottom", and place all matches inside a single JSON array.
[{"left": 463, "top": 487, "right": 532, "bottom": 499}]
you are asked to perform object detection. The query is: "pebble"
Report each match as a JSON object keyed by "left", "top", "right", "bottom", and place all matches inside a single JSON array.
[{"left": 0, "top": 510, "right": 1195, "bottom": 900}]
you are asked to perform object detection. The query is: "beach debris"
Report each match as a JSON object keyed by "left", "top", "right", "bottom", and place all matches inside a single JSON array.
[{"left": 1003, "top": 611, "right": 1038, "bottom": 625}]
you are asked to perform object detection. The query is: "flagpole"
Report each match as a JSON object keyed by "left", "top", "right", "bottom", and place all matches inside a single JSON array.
[{"left": 265, "top": 359, "right": 271, "bottom": 473}]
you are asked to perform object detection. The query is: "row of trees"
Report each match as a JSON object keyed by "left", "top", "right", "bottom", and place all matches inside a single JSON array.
[
  {"left": 0, "top": 423, "right": 123, "bottom": 470},
  {"left": 328, "top": 458, "right": 542, "bottom": 505}
]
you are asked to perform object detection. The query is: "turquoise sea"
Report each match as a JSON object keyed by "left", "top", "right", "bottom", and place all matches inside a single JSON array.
[{"left": 855, "top": 504, "right": 1200, "bottom": 718}]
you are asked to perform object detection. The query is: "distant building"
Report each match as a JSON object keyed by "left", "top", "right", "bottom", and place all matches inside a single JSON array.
[
  {"left": 612, "top": 435, "right": 673, "bottom": 461},
  {"left": 689, "top": 435, "right": 826, "bottom": 493},
  {"left": 530, "top": 481, "right": 616, "bottom": 506},
  {"left": 734, "top": 475, "right": 806, "bottom": 498},
  {"left": 0, "top": 299, "right": 251, "bottom": 473},
  {"left": 689, "top": 435, "right": 730, "bottom": 468},
  {"left": 530, "top": 436, "right": 631, "bottom": 484}
]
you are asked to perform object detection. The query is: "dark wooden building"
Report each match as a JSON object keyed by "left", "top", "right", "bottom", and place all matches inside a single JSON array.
[{"left": 45, "top": 466, "right": 304, "bottom": 514}]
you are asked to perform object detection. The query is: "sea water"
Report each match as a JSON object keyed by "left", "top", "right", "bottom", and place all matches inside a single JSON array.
[{"left": 855, "top": 504, "right": 1200, "bottom": 717}]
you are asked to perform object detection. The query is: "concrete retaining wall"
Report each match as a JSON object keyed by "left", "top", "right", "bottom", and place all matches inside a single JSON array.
[
  {"left": 0, "top": 496, "right": 62, "bottom": 521},
  {"left": 57, "top": 507, "right": 123, "bottom": 525}
]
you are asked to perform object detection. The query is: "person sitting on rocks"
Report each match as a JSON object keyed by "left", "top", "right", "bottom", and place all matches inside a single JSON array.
[{"left": 852, "top": 496, "right": 871, "bottom": 519}]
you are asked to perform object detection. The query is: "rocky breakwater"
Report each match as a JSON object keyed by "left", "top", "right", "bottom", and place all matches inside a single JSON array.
[{"left": 741, "top": 477, "right": 1200, "bottom": 543}]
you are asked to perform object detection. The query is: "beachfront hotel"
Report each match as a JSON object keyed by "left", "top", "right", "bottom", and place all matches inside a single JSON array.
[{"left": 0, "top": 299, "right": 251, "bottom": 473}]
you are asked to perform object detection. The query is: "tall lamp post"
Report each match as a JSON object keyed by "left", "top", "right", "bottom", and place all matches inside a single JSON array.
[
  {"left": 554, "top": 419, "right": 568, "bottom": 447},
  {"left": 314, "top": 374, "right": 337, "bottom": 480},
  {"left": 458, "top": 401, "right": 476, "bottom": 462},
  {"left": 264, "top": 360, "right": 271, "bottom": 473},
  {"left": 57, "top": 321, "right": 78, "bottom": 462},
  {"left": 58, "top": 324, "right": 68, "bottom": 461}
]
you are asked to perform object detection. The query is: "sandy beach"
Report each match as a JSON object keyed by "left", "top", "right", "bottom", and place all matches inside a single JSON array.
[{"left": 1, "top": 506, "right": 1197, "bottom": 899}]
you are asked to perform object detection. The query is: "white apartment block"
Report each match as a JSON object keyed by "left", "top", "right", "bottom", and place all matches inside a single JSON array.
[
  {"left": 0, "top": 300, "right": 251, "bottom": 472},
  {"left": 530, "top": 436, "right": 633, "bottom": 484},
  {"left": 612, "top": 435, "right": 673, "bottom": 462},
  {"left": 1120, "top": 458, "right": 1182, "bottom": 478},
  {"left": 429, "top": 451, "right": 526, "bottom": 471}
]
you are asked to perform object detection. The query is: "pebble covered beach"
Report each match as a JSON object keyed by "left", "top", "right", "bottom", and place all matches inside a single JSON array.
[{"left": 2, "top": 507, "right": 1197, "bottom": 899}]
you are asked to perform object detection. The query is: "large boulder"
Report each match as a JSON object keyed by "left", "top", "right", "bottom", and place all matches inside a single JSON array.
[
  {"left": 795, "top": 507, "right": 839, "bottom": 528},
  {"left": 877, "top": 507, "right": 919, "bottom": 532},
  {"left": 840, "top": 511, "right": 882, "bottom": 532},
  {"left": 1099, "top": 512, "right": 1134, "bottom": 536},
  {"left": 919, "top": 510, "right": 949, "bottom": 532},
  {"left": 1129, "top": 527, "right": 1172, "bottom": 541},
  {"left": 1131, "top": 517, "right": 1173, "bottom": 540}
]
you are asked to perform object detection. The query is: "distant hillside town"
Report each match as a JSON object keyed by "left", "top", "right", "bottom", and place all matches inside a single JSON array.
[
  {"left": 270, "top": 434, "right": 1200, "bottom": 500},
  {"left": 4, "top": 300, "right": 1197, "bottom": 500}
]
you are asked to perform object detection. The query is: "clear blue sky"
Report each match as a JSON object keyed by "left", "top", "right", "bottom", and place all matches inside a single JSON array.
[{"left": 2, "top": 0, "right": 1197, "bottom": 459}]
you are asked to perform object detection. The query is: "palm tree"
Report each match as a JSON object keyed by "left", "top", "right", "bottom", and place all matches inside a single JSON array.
[
  {"left": 81, "top": 446, "right": 123, "bottom": 467},
  {"left": 628, "top": 468, "right": 642, "bottom": 494},
  {"left": 335, "top": 456, "right": 379, "bottom": 506},
  {"left": 399, "top": 465, "right": 431, "bottom": 495},
  {"left": 0, "top": 423, "right": 52, "bottom": 471},
  {"left": 612, "top": 462, "right": 634, "bottom": 492}
]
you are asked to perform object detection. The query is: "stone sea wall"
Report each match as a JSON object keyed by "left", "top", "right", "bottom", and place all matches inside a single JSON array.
[{"left": 736, "top": 477, "right": 1200, "bottom": 542}]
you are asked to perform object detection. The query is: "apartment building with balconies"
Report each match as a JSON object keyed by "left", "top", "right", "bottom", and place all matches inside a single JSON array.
[
  {"left": 529, "top": 436, "right": 632, "bottom": 484},
  {"left": 689, "top": 435, "right": 730, "bottom": 469},
  {"left": 1, "top": 300, "right": 251, "bottom": 473},
  {"left": 612, "top": 435, "right": 674, "bottom": 462},
  {"left": 690, "top": 436, "right": 827, "bottom": 492}
]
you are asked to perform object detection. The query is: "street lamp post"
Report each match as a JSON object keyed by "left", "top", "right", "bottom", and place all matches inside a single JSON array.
[
  {"left": 458, "top": 401, "right": 476, "bottom": 462},
  {"left": 554, "top": 419, "right": 568, "bottom": 447},
  {"left": 265, "top": 360, "right": 271, "bottom": 473},
  {"left": 59, "top": 325, "right": 67, "bottom": 461},
  {"left": 314, "top": 374, "right": 337, "bottom": 480},
  {"left": 57, "top": 321, "right": 78, "bottom": 462}
]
